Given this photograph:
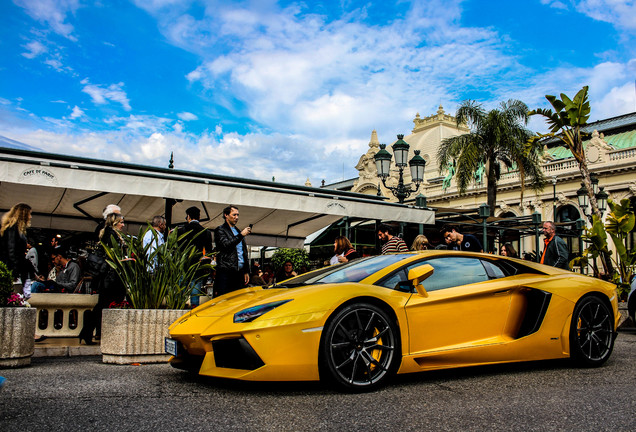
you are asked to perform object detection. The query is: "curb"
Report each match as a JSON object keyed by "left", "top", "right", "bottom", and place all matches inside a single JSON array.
[{"left": 33, "top": 338, "right": 101, "bottom": 358}]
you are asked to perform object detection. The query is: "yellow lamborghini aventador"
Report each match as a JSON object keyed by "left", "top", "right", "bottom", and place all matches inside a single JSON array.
[{"left": 166, "top": 251, "right": 619, "bottom": 391}]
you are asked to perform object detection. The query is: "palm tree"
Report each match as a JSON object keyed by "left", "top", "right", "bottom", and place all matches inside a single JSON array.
[
  {"left": 437, "top": 99, "right": 545, "bottom": 213},
  {"left": 528, "top": 86, "right": 600, "bottom": 216}
]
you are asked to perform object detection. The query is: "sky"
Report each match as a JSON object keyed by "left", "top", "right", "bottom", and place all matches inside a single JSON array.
[{"left": 1, "top": 0, "right": 635, "bottom": 185}]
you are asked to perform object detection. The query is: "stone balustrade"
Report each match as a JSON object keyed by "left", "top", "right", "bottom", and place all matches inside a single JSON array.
[
  {"left": 609, "top": 147, "right": 636, "bottom": 161},
  {"left": 28, "top": 293, "right": 98, "bottom": 337}
]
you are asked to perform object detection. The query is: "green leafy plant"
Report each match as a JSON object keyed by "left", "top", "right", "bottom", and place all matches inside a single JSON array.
[
  {"left": 102, "top": 226, "right": 213, "bottom": 309},
  {"left": 529, "top": 86, "right": 613, "bottom": 276},
  {"left": 605, "top": 199, "right": 636, "bottom": 298},
  {"left": 0, "top": 260, "right": 16, "bottom": 307},
  {"left": 570, "top": 215, "right": 610, "bottom": 278},
  {"left": 571, "top": 199, "right": 635, "bottom": 299},
  {"left": 271, "top": 248, "right": 310, "bottom": 273}
]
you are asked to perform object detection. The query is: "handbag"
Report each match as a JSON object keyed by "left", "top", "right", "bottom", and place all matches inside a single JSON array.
[{"left": 85, "top": 252, "right": 109, "bottom": 276}]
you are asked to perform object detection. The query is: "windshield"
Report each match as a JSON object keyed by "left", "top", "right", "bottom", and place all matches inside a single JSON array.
[{"left": 275, "top": 254, "right": 410, "bottom": 287}]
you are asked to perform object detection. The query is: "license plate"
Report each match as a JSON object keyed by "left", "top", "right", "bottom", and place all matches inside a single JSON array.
[{"left": 165, "top": 338, "right": 178, "bottom": 356}]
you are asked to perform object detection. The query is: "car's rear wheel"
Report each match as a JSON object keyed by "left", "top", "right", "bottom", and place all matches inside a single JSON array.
[
  {"left": 569, "top": 295, "right": 615, "bottom": 367},
  {"left": 320, "top": 303, "right": 400, "bottom": 391}
]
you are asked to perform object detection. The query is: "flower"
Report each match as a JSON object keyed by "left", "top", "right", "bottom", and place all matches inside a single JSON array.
[
  {"left": 5, "top": 293, "right": 29, "bottom": 308},
  {"left": 108, "top": 300, "right": 131, "bottom": 309},
  {"left": 0, "top": 261, "right": 27, "bottom": 308}
]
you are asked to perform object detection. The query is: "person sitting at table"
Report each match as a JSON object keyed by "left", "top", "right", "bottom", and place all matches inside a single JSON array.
[{"left": 31, "top": 247, "right": 81, "bottom": 293}]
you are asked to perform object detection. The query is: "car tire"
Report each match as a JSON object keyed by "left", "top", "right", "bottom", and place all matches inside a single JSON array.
[
  {"left": 319, "top": 302, "right": 400, "bottom": 392},
  {"left": 569, "top": 295, "right": 615, "bottom": 367}
]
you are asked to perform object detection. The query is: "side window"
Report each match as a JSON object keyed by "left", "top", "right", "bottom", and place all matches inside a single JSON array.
[
  {"left": 377, "top": 269, "right": 408, "bottom": 291},
  {"left": 417, "top": 257, "right": 488, "bottom": 292},
  {"left": 482, "top": 260, "right": 506, "bottom": 279},
  {"left": 376, "top": 257, "right": 491, "bottom": 292}
]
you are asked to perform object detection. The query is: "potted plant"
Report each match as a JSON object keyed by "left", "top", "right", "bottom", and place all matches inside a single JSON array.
[
  {"left": 0, "top": 260, "right": 36, "bottom": 368},
  {"left": 100, "top": 227, "right": 212, "bottom": 364}
]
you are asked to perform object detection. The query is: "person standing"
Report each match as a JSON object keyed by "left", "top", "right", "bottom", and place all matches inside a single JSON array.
[
  {"left": 0, "top": 203, "right": 33, "bottom": 290},
  {"left": 95, "top": 204, "right": 121, "bottom": 241},
  {"left": 410, "top": 234, "right": 430, "bottom": 251},
  {"left": 500, "top": 243, "right": 518, "bottom": 258},
  {"left": 179, "top": 207, "right": 213, "bottom": 307},
  {"left": 377, "top": 224, "right": 408, "bottom": 254},
  {"left": 440, "top": 225, "right": 483, "bottom": 252},
  {"left": 330, "top": 236, "right": 359, "bottom": 264},
  {"left": 82, "top": 212, "right": 127, "bottom": 344},
  {"left": 25, "top": 239, "right": 38, "bottom": 273},
  {"left": 213, "top": 205, "right": 251, "bottom": 297},
  {"left": 143, "top": 215, "right": 166, "bottom": 269},
  {"left": 540, "top": 221, "right": 569, "bottom": 269}
]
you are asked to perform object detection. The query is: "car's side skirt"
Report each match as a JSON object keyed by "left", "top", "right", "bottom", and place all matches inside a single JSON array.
[{"left": 397, "top": 338, "right": 569, "bottom": 375}]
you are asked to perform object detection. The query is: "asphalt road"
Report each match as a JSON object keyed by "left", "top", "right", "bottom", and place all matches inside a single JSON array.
[{"left": 2, "top": 329, "right": 635, "bottom": 432}]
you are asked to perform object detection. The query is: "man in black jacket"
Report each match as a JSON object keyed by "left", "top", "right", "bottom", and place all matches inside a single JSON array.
[
  {"left": 540, "top": 221, "right": 570, "bottom": 270},
  {"left": 213, "top": 205, "right": 251, "bottom": 297},
  {"left": 179, "top": 206, "right": 213, "bottom": 306}
]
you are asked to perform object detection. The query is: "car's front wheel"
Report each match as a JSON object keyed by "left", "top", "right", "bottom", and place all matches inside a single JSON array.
[
  {"left": 569, "top": 295, "right": 615, "bottom": 367},
  {"left": 320, "top": 303, "right": 400, "bottom": 391}
]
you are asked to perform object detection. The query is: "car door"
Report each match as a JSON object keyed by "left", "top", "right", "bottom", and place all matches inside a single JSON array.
[{"left": 403, "top": 256, "right": 513, "bottom": 355}]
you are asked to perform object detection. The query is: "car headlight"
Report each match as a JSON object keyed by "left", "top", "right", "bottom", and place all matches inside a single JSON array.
[{"left": 233, "top": 300, "right": 292, "bottom": 323}]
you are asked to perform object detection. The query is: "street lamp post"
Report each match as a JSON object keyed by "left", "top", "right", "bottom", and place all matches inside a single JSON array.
[
  {"left": 576, "top": 173, "right": 608, "bottom": 222},
  {"left": 577, "top": 182, "right": 590, "bottom": 219},
  {"left": 552, "top": 176, "right": 557, "bottom": 220},
  {"left": 374, "top": 134, "right": 426, "bottom": 204}
]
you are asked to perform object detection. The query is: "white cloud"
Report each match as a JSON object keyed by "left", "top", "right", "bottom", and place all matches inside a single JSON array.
[
  {"left": 14, "top": 0, "right": 81, "bottom": 41},
  {"left": 69, "top": 105, "right": 84, "bottom": 119},
  {"left": 575, "top": 0, "right": 636, "bottom": 32},
  {"left": 593, "top": 81, "right": 636, "bottom": 120},
  {"left": 81, "top": 79, "right": 132, "bottom": 111},
  {"left": 540, "top": 0, "right": 569, "bottom": 10},
  {"left": 140, "top": 132, "right": 168, "bottom": 159},
  {"left": 5, "top": 1, "right": 636, "bottom": 186},
  {"left": 542, "top": 0, "right": 636, "bottom": 32},
  {"left": 21, "top": 40, "right": 47, "bottom": 58},
  {"left": 180, "top": 1, "right": 511, "bottom": 144},
  {"left": 44, "top": 58, "right": 63, "bottom": 71},
  {"left": 177, "top": 112, "right": 198, "bottom": 121}
]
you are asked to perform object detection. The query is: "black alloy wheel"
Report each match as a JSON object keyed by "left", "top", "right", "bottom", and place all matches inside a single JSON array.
[
  {"left": 320, "top": 303, "right": 400, "bottom": 391},
  {"left": 569, "top": 295, "right": 615, "bottom": 367}
]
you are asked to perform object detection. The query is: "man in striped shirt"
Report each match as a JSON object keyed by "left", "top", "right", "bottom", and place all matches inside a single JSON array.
[{"left": 378, "top": 224, "right": 408, "bottom": 254}]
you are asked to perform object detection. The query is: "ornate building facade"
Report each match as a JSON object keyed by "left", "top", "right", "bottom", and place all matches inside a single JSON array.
[{"left": 350, "top": 107, "right": 636, "bottom": 257}]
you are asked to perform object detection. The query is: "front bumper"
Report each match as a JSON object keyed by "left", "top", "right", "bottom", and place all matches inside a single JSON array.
[{"left": 169, "top": 312, "right": 327, "bottom": 381}]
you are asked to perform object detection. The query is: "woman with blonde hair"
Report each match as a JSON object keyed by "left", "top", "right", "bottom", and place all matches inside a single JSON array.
[
  {"left": 82, "top": 212, "right": 127, "bottom": 344},
  {"left": 100, "top": 212, "right": 125, "bottom": 246},
  {"left": 410, "top": 234, "right": 430, "bottom": 251},
  {"left": 330, "top": 236, "right": 359, "bottom": 265},
  {"left": 0, "top": 203, "right": 33, "bottom": 283}
]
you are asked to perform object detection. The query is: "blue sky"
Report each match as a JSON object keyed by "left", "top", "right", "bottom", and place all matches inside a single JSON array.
[{"left": 1, "top": 0, "right": 635, "bottom": 184}]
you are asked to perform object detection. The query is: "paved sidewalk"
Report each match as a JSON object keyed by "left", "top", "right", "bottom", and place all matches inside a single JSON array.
[{"left": 33, "top": 337, "right": 101, "bottom": 358}]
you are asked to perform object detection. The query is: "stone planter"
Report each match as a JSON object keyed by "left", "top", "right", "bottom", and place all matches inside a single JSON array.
[
  {"left": 101, "top": 308, "right": 188, "bottom": 364},
  {"left": 0, "top": 307, "right": 37, "bottom": 368}
]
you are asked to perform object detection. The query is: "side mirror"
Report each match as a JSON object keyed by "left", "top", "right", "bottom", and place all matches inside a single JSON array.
[{"left": 407, "top": 264, "right": 434, "bottom": 297}]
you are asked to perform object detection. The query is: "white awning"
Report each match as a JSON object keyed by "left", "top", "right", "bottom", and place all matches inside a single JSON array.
[{"left": 0, "top": 148, "right": 435, "bottom": 248}]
